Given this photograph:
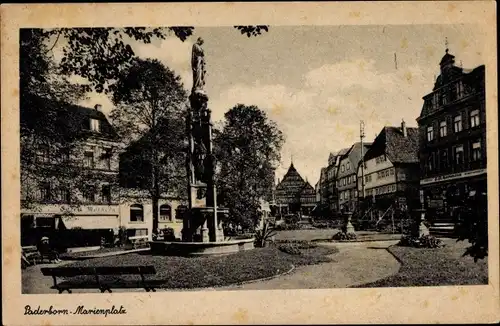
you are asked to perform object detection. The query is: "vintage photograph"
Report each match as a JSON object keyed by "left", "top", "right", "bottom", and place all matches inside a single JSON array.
[
  {"left": 19, "top": 24, "right": 488, "bottom": 294},
  {"left": 2, "top": 2, "right": 498, "bottom": 325}
]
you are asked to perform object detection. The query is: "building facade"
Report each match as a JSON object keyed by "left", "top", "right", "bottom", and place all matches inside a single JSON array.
[
  {"left": 20, "top": 95, "right": 124, "bottom": 246},
  {"left": 357, "top": 122, "right": 420, "bottom": 217},
  {"left": 416, "top": 48, "right": 486, "bottom": 225},
  {"left": 324, "top": 149, "right": 349, "bottom": 215},
  {"left": 20, "top": 96, "right": 188, "bottom": 246},
  {"left": 337, "top": 142, "right": 372, "bottom": 213},
  {"left": 274, "top": 162, "right": 317, "bottom": 216}
]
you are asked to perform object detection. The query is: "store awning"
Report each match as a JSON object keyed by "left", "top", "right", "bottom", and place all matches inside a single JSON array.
[{"left": 60, "top": 215, "right": 119, "bottom": 230}]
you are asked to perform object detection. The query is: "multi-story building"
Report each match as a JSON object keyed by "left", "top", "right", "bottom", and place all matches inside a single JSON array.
[
  {"left": 357, "top": 121, "right": 420, "bottom": 217},
  {"left": 319, "top": 167, "right": 328, "bottom": 205},
  {"left": 325, "top": 148, "right": 349, "bottom": 215},
  {"left": 337, "top": 142, "right": 372, "bottom": 213},
  {"left": 417, "top": 48, "right": 486, "bottom": 226},
  {"left": 20, "top": 95, "right": 123, "bottom": 246},
  {"left": 274, "top": 162, "right": 317, "bottom": 216}
]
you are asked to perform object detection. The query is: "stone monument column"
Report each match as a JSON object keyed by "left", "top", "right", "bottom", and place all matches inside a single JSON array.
[{"left": 183, "top": 37, "right": 222, "bottom": 243}]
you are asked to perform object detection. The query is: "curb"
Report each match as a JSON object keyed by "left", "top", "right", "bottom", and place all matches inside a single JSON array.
[{"left": 61, "top": 248, "right": 150, "bottom": 260}]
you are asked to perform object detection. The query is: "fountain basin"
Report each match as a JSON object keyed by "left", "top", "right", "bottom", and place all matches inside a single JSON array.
[{"left": 149, "top": 238, "right": 255, "bottom": 256}]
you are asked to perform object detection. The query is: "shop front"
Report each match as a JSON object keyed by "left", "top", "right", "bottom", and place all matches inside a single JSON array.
[
  {"left": 21, "top": 204, "right": 120, "bottom": 247},
  {"left": 420, "top": 169, "right": 487, "bottom": 223}
]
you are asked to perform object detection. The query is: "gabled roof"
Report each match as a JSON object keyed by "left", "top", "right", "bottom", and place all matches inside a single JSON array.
[
  {"left": 21, "top": 93, "right": 119, "bottom": 141},
  {"left": 276, "top": 162, "right": 305, "bottom": 189},
  {"left": 300, "top": 181, "right": 315, "bottom": 195},
  {"left": 363, "top": 126, "right": 419, "bottom": 164}
]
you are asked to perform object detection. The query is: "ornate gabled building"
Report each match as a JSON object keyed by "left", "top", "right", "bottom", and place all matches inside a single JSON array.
[
  {"left": 274, "top": 162, "right": 317, "bottom": 216},
  {"left": 417, "top": 47, "right": 486, "bottom": 229}
]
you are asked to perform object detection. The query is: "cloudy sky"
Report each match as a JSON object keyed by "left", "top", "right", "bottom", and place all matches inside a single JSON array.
[{"left": 60, "top": 24, "right": 485, "bottom": 185}]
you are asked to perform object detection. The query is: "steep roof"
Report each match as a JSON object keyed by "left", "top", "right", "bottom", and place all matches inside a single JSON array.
[
  {"left": 276, "top": 162, "right": 305, "bottom": 190},
  {"left": 364, "top": 126, "right": 419, "bottom": 164},
  {"left": 21, "top": 93, "right": 119, "bottom": 141},
  {"left": 300, "top": 181, "right": 315, "bottom": 195}
]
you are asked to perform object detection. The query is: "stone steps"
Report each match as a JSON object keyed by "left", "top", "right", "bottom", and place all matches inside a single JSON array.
[{"left": 429, "top": 222, "right": 456, "bottom": 238}]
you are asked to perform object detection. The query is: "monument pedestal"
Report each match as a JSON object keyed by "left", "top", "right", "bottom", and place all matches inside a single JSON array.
[
  {"left": 413, "top": 208, "right": 429, "bottom": 237},
  {"left": 344, "top": 212, "right": 356, "bottom": 234}
]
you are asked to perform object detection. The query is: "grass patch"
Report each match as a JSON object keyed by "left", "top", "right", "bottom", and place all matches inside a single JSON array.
[
  {"left": 356, "top": 240, "right": 488, "bottom": 287},
  {"left": 62, "top": 245, "right": 338, "bottom": 289}
]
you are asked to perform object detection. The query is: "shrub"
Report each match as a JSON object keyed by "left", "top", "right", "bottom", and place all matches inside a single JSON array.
[
  {"left": 254, "top": 222, "right": 277, "bottom": 247},
  {"left": 398, "top": 234, "right": 443, "bottom": 248},
  {"left": 275, "top": 240, "right": 317, "bottom": 249},
  {"left": 162, "top": 227, "right": 176, "bottom": 241},
  {"left": 278, "top": 243, "right": 302, "bottom": 255},
  {"left": 331, "top": 231, "right": 357, "bottom": 241}
]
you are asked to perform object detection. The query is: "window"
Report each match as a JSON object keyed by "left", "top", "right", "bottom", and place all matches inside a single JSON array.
[
  {"left": 452, "top": 145, "right": 464, "bottom": 167},
  {"left": 57, "top": 186, "right": 71, "bottom": 203},
  {"left": 159, "top": 204, "right": 172, "bottom": 221},
  {"left": 340, "top": 192, "right": 343, "bottom": 200},
  {"left": 439, "top": 120, "right": 447, "bottom": 137},
  {"left": 130, "top": 204, "right": 144, "bottom": 222},
  {"left": 341, "top": 165, "right": 345, "bottom": 172},
  {"left": 101, "top": 185, "right": 111, "bottom": 204},
  {"left": 39, "top": 182, "right": 51, "bottom": 201},
  {"left": 428, "top": 154, "right": 434, "bottom": 172},
  {"left": 90, "top": 119, "right": 100, "bottom": 132},
  {"left": 36, "top": 145, "right": 50, "bottom": 163},
  {"left": 102, "top": 148, "right": 112, "bottom": 170},
  {"left": 345, "top": 191, "right": 350, "bottom": 199},
  {"left": 440, "top": 149, "right": 448, "bottom": 170},
  {"left": 390, "top": 168, "right": 395, "bottom": 176},
  {"left": 471, "top": 140, "right": 482, "bottom": 161},
  {"left": 347, "top": 176, "right": 351, "bottom": 185},
  {"left": 346, "top": 162, "right": 350, "bottom": 170},
  {"left": 343, "top": 178, "right": 346, "bottom": 186},
  {"left": 470, "top": 110, "right": 480, "bottom": 128},
  {"left": 453, "top": 115, "right": 463, "bottom": 133},
  {"left": 175, "top": 205, "right": 187, "bottom": 221},
  {"left": 83, "top": 186, "right": 96, "bottom": 203},
  {"left": 426, "top": 126, "right": 434, "bottom": 141},
  {"left": 83, "top": 151, "right": 94, "bottom": 168}
]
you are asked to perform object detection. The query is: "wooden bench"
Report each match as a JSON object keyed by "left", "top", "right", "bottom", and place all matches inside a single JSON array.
[
  {"left": 128, "top": 235, "right": 149, "bottom": 249},
  {"left": 22, "top": 246, "right": 42, "bottom": 266},
  {"left": 41, "top": 266, "right": 161, "bottom": 293}
]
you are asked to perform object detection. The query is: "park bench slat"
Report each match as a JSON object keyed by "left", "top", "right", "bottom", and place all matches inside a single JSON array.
[{"left": 41, "top": 265, "right": 158, "bottom": 293}]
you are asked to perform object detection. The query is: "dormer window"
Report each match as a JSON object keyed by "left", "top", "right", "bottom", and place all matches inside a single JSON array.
[{"left": 90, "top": 119, "right": 100, "bottom": 132}]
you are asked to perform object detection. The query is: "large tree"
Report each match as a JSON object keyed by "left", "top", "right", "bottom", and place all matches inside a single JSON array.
[
  {"left": 110, "top": 58, "right": 187, "bottom": 232},
  {"left": 214, "top": 104, "right": 284, "bottom": 230}
]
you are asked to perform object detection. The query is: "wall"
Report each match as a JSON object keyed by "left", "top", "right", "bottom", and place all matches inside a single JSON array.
[{"left": 358, "top": 155, "right": 396, "bottom": 195}]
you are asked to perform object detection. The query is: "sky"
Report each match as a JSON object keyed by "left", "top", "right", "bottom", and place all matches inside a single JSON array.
[{"left": 54, "top": 24, "right": 485, "bottom": 186}]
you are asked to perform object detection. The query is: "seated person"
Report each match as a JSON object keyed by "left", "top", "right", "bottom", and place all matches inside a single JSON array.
[{"left": 37, "top": 237, "right": 61, "bottom": 263}]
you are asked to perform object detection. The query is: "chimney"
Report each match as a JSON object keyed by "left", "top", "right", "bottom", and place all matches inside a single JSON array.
[
  {"left": 94, "top": 104, "right": 102, "bottom": 111},
  {"left": 401, "top": 119, "right": 407, "bottom": 137}
]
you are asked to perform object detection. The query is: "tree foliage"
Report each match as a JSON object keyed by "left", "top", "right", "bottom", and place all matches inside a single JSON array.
[
  {"left": 29, "top": 26, "right": 268, "bottom": 95},
  {"left": 455, "top": 192, "right": 488, "bottom": 261},
  {"left": 111, "top": 58, "right": 188, "bottom": 231},
  {"left": 214, "top": 104, "right": 284, "bottom": 230}
]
